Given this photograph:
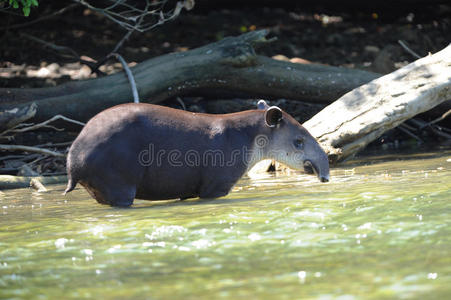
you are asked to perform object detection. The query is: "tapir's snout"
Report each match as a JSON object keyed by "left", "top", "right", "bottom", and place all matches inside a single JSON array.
[{"left": 303, "top": 154, "right": 330, "bottom": 183}]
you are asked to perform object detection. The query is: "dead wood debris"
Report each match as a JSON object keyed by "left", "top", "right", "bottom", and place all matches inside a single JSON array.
[{"left": 0, "top": 115, "right": 84, "bottom": 177}]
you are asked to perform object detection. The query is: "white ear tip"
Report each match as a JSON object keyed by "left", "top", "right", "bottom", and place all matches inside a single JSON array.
[{"left": 257, "top": 99, "right": 269, "bottom": 110}]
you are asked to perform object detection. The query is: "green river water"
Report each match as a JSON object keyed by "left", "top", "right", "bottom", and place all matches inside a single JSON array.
[{"left": 1, "top": 150, "right": 451, "bottom": 299}]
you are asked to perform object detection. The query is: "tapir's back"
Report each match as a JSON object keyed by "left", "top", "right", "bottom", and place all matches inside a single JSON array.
[{"left": 72, "top": 104, "right": 214, "bottom": 154}]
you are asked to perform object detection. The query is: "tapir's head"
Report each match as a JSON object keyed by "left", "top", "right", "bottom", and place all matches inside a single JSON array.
[{"left": 256, "top": 100, "right": 330, "bottom": 182}]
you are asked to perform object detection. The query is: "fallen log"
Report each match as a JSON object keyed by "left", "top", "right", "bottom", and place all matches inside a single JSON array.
[
  {"left": 0, "top": 30, "right": 379, "bottom": 123},
  {"left": 303, "top": 44, "right": 451, "bottom": 163},
  {"left": 0, "top": 103, "right": 37, "bottom": 132},
  {"left": 0, "top": 175, "right": 67, "bottom": 190}
]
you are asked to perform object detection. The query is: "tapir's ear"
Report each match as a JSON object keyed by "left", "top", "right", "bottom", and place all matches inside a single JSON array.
[
  {"left": 265, "top": 106, "right": 283, "bottom": 127},
  {"left": 257, "top": 99, "right": 269, "bottom": 110}
]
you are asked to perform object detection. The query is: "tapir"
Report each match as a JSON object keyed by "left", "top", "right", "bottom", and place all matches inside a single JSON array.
[{"left": 65, "top": 100, "right": 329, "bottom": 206}]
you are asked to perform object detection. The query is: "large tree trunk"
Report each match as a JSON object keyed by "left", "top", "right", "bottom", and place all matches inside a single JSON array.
[
  {"left": 0, "top": 30, "right": 379, "bottom": 123},
  {"left": 304, "top": 44, "right": 451, "bottom": 163}
]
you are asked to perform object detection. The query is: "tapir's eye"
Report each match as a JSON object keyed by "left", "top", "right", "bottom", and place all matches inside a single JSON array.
[{"left": 293, "top": 138, "right": 304, "bottom": 149}]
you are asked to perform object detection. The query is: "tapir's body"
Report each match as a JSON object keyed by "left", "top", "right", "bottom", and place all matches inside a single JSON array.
[{"left": 65, "top": 102, "right": 329, "bottom": 206}]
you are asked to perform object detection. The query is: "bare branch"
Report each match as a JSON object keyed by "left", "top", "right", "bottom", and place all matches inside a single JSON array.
[
  {"left": 0, "top": 144, "right": 65, "bottom": 157},
  {"left": 91, "top": 1, "right": 149, "bottom": 73},
  {"left": 176, "top": 97, "right": 186, "bottom": 110},
  {"left": 398, "top": 124, "right": 423, "bottom": 143},
  {"left": 72, "top": 0, "right": 194, "bottom": 33},
  {"left": 110, "top": 53, "right": 139, "bottom": 103},
  {"left": 19, "top": 33, "right": 99, "bottom": 69},
  {"left": 0, "top": 3, "right": 80, "bottom": 31},
  {"left": 420, "top": 108, "right": 451, "bottom": 129},
  {"left": 0, "top": 154, "right": 41, "bottom": 162},
  {"left": 34, "top": 141, "right": 73, "bottom": 148},
  {"left": 20, "top": 33, "right": 81, "bottom": 60},
  {"left": 1, "top": 114, "right": 85, "bottom": 137},
  {"left": 398, "top": 40, "right": 422, "bottom": 59}
]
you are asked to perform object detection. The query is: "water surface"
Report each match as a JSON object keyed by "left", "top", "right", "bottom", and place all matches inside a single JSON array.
[{"left": 1, "top": 151, "right": 451, "bottom": 299}]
